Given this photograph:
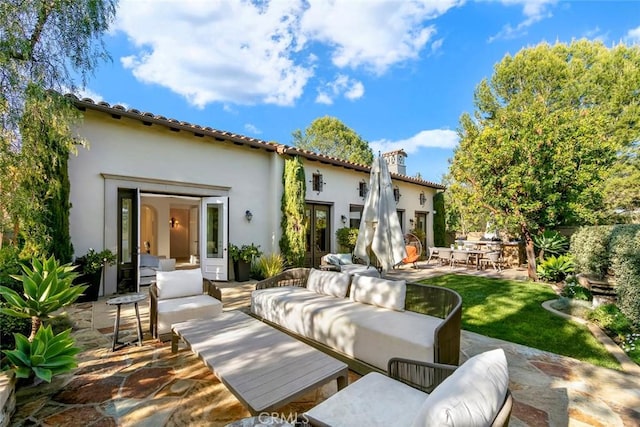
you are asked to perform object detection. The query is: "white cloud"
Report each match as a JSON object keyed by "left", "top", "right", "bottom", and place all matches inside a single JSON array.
[
  {"left": 300, "top": 0, "right": 461, "bottom": 74},
  {"left": 74, "top": 87, "right": 104, "bottom": 103},
  {"left": 315, "top": 74, "right": 365, "bottom": 104},
  {"left": 488, "top": 0, "right": 557, "bottom": 42},
  {"left": 113, "top": 0, "right": 461, "bottom": 108},
  {"left": 370, "top": 129, "right": 459, "bottom": 154},
  {"left": 626, "top": 26, "right": 640, "bottom": 45},
  {"left": 244, "top": 123, "right": 262, "bottom": 135}
]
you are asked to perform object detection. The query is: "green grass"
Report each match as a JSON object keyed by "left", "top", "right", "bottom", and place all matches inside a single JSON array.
[{"left": 419, "top": 274, "right": 621, "bottom": 370}]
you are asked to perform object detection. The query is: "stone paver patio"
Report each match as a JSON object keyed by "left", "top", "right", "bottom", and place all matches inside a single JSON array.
[{"left": 5, "top": 262, "right": 640, "bottom": 426}]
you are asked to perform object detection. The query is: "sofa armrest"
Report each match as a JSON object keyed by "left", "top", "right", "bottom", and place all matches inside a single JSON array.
[
  {"left": 255, "top": 268, "right": 311, "bottom": 290},
  {"left": 204, "top": 279, "right": 222, "bottom": 301},
  {"left": 388, "top": 358, "right": 457, "bottom": 394}
]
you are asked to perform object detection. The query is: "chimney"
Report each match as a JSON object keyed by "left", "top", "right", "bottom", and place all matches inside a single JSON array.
[{"left": 382, "top": 150, "right": 407, "bottom": 175}]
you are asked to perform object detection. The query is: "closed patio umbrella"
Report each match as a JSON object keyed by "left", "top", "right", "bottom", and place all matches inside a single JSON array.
[{"left": 354, "top": 155, "right": 407, "bottom": 271}]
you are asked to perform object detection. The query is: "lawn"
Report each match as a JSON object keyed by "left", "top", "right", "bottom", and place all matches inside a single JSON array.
[{"left": 418, "top": 274, "right": 621, "bottom": 370}]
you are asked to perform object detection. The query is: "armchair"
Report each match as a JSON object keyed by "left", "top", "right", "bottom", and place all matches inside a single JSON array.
[{"left": 149, "top": 268, "right": 223, "bottom": 341}]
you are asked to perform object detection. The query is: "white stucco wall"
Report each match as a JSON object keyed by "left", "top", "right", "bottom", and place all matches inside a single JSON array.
[{"left": 68, "top": 108, "right": 440, "bottom": 295}]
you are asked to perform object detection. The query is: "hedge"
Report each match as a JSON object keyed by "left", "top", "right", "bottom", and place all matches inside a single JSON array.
[{"left": 570, "top": 225, "right": 640, "bottom": 327}]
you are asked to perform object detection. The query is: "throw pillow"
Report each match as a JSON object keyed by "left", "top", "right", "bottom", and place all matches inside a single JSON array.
[
  {"left": 156, "top": 269, "right": 203, "bottom": 299},
  {"left": 411, "top": 348, "right": 509, "bottom": 427},
  {"left": 336, "top": 253, "right": 353, "bottom": 265},
  {"left": 349, "top": 275, "right": 406, "bottom": 311},
  {"left": 306, "top": 268, "right": 351, "bottom": 298},
  {"left": 324, "top": 254, "right": 341, "bottom": 266}
]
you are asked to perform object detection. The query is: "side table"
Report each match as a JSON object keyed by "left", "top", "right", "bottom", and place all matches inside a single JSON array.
[{"left": 106, "top": 293, "right": 146, "bottom": 351}]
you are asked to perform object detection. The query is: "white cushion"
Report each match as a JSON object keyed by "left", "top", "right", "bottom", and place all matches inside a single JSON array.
[
  {"left": 157, "top": 294, "right": 222, "bottom": 336},
  {"left": 251, "top": 286, "right": 440, "bottom": 370},
  {"left": 323, "top": 254, "right": 341, "bottom": 266},
  {"left": 336, "top": 253, "right": 353, "bottom": 265},
  {"left": 306, "top": 268, "right": 351, "bottom": 298},
  {"left": 156, "top": 269, "right": 203, "bottom": 299},
  {"left": 350, "top": 275, "right": 406, "bottom": 311},
  {"left": 158, "top": 258, "right": 176, "bottom": 271},
  {"left": 411, "top": 349, "right": 509, "bottom": 427},
  {"left": 306, "top": 372, "right": 427, "bottom": 427}
]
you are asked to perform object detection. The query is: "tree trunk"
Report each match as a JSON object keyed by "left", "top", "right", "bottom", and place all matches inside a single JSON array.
[
  {"left": 522, "top": 227, "right": 538, "bottom": 281},
  {"left": 28, "top": 316, "right": 41, "bottom": 342}
]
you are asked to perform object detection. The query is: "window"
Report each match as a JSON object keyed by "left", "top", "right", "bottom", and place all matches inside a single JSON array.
[
  {"left": 349, "top": 205, "right": 363, "bottom": 229},
  {"left": 358, "top": 181, "right": 368, "bottom": 198},
  {"left": 312, "top": 172, "right": 323, "bottom": 193}
]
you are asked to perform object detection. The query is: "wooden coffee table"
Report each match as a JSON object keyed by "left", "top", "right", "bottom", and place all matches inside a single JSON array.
[{"left": 171, "top": 311, "right": 348, "bottom": 415}]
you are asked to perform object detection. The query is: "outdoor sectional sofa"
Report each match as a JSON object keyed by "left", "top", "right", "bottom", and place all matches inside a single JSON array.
[{"left": 251, "top": 268, "right": 462, "bottom": 374}]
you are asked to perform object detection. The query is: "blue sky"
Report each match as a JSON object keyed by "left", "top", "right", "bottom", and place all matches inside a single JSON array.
[{"left": 81, "top": 0, "right": 640, "bottom": 184}]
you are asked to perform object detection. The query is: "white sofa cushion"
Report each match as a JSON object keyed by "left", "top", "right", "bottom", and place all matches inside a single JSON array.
[
  {"left": 350, "top": 275, "right": 406, "bottom": 311},
  {"left": 157, "top": 294, "right": 223, "bottom": 336},
  {"left": 411, "top": 348, "right": 509, "bottom": 427},
  {"left": 335, "top": 253, "right": 353, "bottom": 265},
  {"left": 158, "top": 258, "right": 176, "bottom": 271},
  {"left": 306, "top": 268, "right": 351, "bottom": 298},
  {"left": 306, "top": 372, "right": 427, "bottom": 427},
  {"left": 251, "top": 286, "right": 441, "bottom": 370},
  {"left": 156, "top": 269, "right": 203, "bottom": 300}
]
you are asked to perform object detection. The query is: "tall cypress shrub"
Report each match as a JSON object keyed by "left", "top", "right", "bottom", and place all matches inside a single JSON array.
[
  {"left": 279, "top": 156, "right": 307, "bottom": 267},
  {"left": 433, "top": 192, "right": 446, "bottom": 247}
]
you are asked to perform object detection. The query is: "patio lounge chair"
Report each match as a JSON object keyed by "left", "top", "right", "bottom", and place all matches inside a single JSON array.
[
  {"left": 304, "top": 348, "right": 512, "bottom": 427},
  {"left": 480, "top": 251, "right": 505, "bottom": 271}
]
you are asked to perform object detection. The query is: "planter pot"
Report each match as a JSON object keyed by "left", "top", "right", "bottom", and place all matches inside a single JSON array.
[
  {"left": 73, "top": 268, "right": 103, "bottom": 302},
  {"left": 233, "top": 261, "right": 251, "bottom": 282}
]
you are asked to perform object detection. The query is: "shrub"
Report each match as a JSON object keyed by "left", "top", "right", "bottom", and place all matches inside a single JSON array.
[
  {"left": 0, "top": 245, "right": 25, "bottom": 294},
  {"left": 0, "top": 304, "right": 30, "bottom": 351},
  {"left": 254, "top": 253, "right": 285, "bottom": 279},
  {"left": 433, "top": 192, "right": 446, "bottom": 247},
  {"left": 609, "top": 225, "right": 640, "bottom": 328},
  {"left": 336, "top": 227, "right": 358, "bottom": 252},
  {"left": 536, "top": 254, "right": 574, "bottom": 283},
  {"left": 588, "top": 304, "right": 633, "bottom": 337},
  {"left": 561, "top": 283, "right": 592, "bottom": 301},
  {"left": 570, "top": 225, "right": 612, "bottom": 279}
]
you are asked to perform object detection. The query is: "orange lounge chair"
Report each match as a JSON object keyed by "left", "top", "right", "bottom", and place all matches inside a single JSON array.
[{"left": 402, "top": 245, "right": 420, "bottom": 268}]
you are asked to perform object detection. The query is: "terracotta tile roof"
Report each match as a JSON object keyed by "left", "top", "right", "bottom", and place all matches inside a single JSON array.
[{"left": 67, "top": 94, "right": 445, "bottom": 190}]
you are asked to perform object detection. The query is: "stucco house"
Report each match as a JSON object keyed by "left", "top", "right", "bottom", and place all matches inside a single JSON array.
[{"left": 67, "top": 95, "right": 445, "bottom": 296}]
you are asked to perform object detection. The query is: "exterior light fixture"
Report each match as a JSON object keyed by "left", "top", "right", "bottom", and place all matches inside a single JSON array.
[
  {"left": 419, "top": 192, "right": 426, "bottom": 206},
  {"left": 393, "top": 186, "right": 401, "bottom": 203},
  {"left": 341, "top": 215, "right": 347, "bottom": 225},
  {"left": 245, "top": 210, "right": 253, "bottom": 222},
  {"left": 169, "top": 217, "right": 179, "bottom": 228},
  {"left": 409, "top": 218, "right": 414, "bottom": 226}
]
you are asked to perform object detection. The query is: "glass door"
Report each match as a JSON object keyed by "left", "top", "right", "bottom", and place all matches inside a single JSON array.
[
  {"left": 305, "top": 204, "right": 331, "bottom": 268},
  {"left": 117, "top": 188, "right": 139, "bottom": 293},
  {"left": 415, "top": 211, "right": 428, "bottom": 252},
  {"left": 200, "top": 197, "right": 228, "bottom": 280}
]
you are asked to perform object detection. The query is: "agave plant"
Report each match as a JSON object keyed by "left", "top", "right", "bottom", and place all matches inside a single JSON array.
[
  {"left": 537, "top": 254, "right": 575, "bottom": 283},
  {"left": 533, "top": 230, "right": 569, "bottom": 261},
  {"left": 0, "top": 256, "right": 85, "bottom": 341},
  {"left": 2, "top": 325, "right": 81, "bottom": 383}
]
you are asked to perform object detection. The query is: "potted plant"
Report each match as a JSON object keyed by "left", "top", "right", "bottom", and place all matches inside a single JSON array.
[
  {"left": 73, "top": 248, "right": 116, "bottom": 302},
  {"left": 229, "top": 243, "right": 262, "bottom": 282}
]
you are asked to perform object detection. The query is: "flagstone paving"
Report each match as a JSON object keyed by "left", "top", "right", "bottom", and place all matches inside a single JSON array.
[{"left": 5, "top": 263, "right": 640, "bottom": 426}]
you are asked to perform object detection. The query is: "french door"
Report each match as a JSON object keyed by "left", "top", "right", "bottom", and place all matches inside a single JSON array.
[
  {"left": 200, "top": 197, "right": 228, "bottom": 280},
  {"left": 305, "top": 204, "right": 331, "bottom": 268},
  {"left": 117, "top": 188, "right": 140, "bottom": 294}
]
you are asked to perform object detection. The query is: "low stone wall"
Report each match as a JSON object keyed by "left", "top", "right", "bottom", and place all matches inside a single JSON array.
[{"left": 0, "top": 371, "right": 16, "bottom": 427}]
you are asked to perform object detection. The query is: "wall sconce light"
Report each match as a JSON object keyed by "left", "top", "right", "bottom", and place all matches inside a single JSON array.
[
  {"left": 409, "top": 218, "right": 414, "bottom": 227},
  {"left": 341, "top": 214, "right": 347, "bottom": 225},
  {"left": 169, "top": 217, "right": 179, "bottom": 228},
  {"left": 393, "top": 186, "right": 401, "bottom": 203},
  {"left": 433, "top": 210, "right": 437, "bottom": 215},
  {"left": 245, "top": 210, "right": 253, "bottom": 222},
  {"left": 419, "top": 192, "right": 426, "bottom": 206}
]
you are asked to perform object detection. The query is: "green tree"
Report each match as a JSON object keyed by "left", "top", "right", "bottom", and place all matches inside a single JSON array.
[
  {"left": 450, "top": 40, "right": 640, "bottom": 280},
  {"left": 279, "top": 156, "right": 307, "bottom": 267},
  {"left": 292, "top": 116, "right": 374, "bottom": 165},
  {"left": 0, "top": 0, "right": 118, "bottom": 252},
  {"left": 432, "top": 192, "right": 446, "bottom": 247},
  {"left": 603, "top": 141, "right": 640, "bottom": 223}
]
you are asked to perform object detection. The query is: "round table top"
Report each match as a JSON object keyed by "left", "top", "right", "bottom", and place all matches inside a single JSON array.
[{"left": 106, "top": 293, "right": 146, "bottom": 305}]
